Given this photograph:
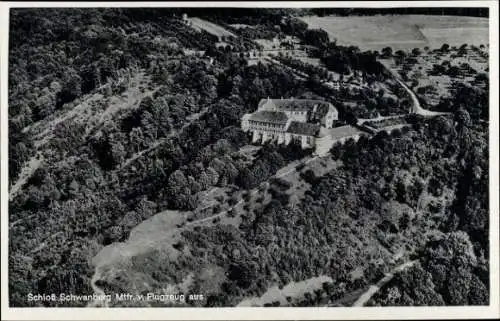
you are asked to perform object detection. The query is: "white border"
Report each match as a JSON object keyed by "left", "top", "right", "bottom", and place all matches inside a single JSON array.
[{"left": 1, "top": 1, "right": 498, "bottom": 320}]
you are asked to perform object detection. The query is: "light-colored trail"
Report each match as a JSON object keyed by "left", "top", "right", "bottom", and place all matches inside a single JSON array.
[
  {"left": 352, "top": 260, "right": 418, "bottom": 307},
  {"left": 185, "top": 154, "right": 320, "bottom": 227},
  {"left": 119, "top": 107, "right": 209, "bottom": 171},
  {"left": 89, "top": 153, "right": 324, "bottom": 303},
  {"left": 9, "top": 156, "right": 43, "bottom": 202},
  {"left": 379, "top": 59, "right": 450, "bottom": 117}
]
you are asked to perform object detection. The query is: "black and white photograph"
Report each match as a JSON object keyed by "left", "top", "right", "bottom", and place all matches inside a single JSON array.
[{"left": 1, "top": 1, "right": 498, "bottom": 320}]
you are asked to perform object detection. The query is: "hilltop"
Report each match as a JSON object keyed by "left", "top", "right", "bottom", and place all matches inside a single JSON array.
[{"left": 8, "top": 8, "right": 489, "bottom": 308}]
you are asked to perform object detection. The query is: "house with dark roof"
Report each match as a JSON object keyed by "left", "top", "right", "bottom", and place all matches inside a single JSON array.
[{"left": 241, "top": 98, "right": 339, "bottom": 154}]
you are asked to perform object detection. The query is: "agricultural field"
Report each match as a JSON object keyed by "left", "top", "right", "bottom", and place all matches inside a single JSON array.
[{"left": 300, "top": 15, "right": 489, "bottom": 51}]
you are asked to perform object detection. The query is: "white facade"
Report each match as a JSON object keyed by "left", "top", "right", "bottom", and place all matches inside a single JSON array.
[
  {"left": 250, "top": 130, "right": 315, "bottom": 149},
  {"left": 242, "top": 98, "right": 339, "bottom": 152}
]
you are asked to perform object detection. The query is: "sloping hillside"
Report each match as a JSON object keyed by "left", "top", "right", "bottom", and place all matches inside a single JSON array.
[{"left": 8, "top": 8, "right": 490, "bottom": 309}]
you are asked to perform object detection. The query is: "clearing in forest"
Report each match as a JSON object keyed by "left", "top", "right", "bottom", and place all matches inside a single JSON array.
[
  {"left": 237, "top": 275, "right": 334, "bottom": 307},
  {"left": 31, "top": 71, "right": 153, "bottom": 148},
  {"left": 10, "top": 71, "right": 154, "bottom": 201},
  {"left": 187, "top": 17, "right": 237, "bottom": 38}
]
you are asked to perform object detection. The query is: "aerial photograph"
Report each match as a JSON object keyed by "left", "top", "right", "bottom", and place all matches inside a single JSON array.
[{"left": 6, "top": 5, "right": 490, "bottom": 309}]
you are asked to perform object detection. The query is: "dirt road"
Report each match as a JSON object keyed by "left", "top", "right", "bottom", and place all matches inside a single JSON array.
[
  {"left": 379, "top": 60, "right": 450, "bottom": 117},
  {"left": 396, "top": 79, "right": 448, "bottom": 117},
  {"left": 119, "top": 107, "right": 209, "bottom": 170},
  {"left": 9, "top": 156, "right": 43, "bottom": 202},
  {"left": 186, "top": 154, "right": 320, "bottom": 227},
  {"left": 352, "top": 260, "right": 418, "bottom": 307}
]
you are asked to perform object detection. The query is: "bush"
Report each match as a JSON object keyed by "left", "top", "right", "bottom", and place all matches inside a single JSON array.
[
  {"left": 270, "top": 177, "right": 292, "bottom": 191},
  {"left": 300, "top": 169, "right": 317, "bottom": 184},
  {"left": 173, "top": 241, "right": 185, "bottom": 251},
  {"left": 296, "top": 163, "right": 305, "bottom": 171},
  {"left": 242, "top": 192, "right": 252, "bottom": 202},
  {"left": 228, "top": 196, "right": 239, "bottom": 206},
  {"left": 227, "top": 209, "right": 236, "bottom": 217}
]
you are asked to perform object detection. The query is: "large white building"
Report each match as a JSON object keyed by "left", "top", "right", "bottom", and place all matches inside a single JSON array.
[{"left": 241, "top": 98, "right": 339, "bottom": 154}]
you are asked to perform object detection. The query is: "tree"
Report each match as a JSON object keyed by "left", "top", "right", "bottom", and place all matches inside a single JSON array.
[
  {"left": 129, "top": 127, "right": 145, "bottom": 153},
  {"left": 56, "top": 68, "right": 82, "bottom": 109},
  {"left": 34, "top": 90, "right": 56, "bottom": 120},
  {"left": 395, "top": 50, "right": 406, "bottom": 58},
  {"left": 381, "top": 47, "right": 393, "bottom": 58},
  {"left": 411, "top": 48, "right": 421, "bottom": 56},
  {"left": 454, "top": 108, "right": 472, "bottom": 128},
  {"left": 440, "top": 43, "right": 450, "bottom": 52},
  {"left": 197, "top": 171, "right": 211, "bottom": 190},
  {"left": 304, "top": 28, "right": 329, "bottom": 48},
  {"left": 475, "top": 72, "right": 488, "bottom": 83},
  {"left": 110, "top": 141, "right": 127, "bottom": 165},
  {"left": 166, "top": 170, "right": 194, "bottom": 210},
  {"left": 206, "top": 167, "right": 220, "bottom": 186},
  {"left": 141, "top": 96, "right": 171, "bottom": 140},
  {"left": 420, "top": 231, "right": 485, "bottom": 305},
  {"left": 167, "top": 170, "right": 189, "bottom": 196}
]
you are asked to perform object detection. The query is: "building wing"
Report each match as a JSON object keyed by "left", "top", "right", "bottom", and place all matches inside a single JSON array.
[
  {"left": 286, "top": 121, "right": 320, "bottom": 136},
  {"left": 259, "top": 98, "right": 337, "bottom": 114},
  {"left": 248, "top": 110, "right": 289, "bottom": 124}
]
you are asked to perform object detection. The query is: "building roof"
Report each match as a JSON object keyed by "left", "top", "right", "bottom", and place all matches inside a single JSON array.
[
  {"left": 258, "top": 98, "right": 335, "bottom": 113},
  {"left": 248, "top": 111, "right": 289, "bottom": 123},
  {"left": 286, "top": 121, "right": 320, "bottom": 136}
]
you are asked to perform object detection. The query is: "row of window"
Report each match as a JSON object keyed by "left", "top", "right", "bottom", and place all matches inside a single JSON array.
[
  {"left": 288, "top": 111, "right": 307, "bottom": 116},
  {"left": 254, "top": 131, "right": 314, "bottom": 145},
  {"left": 249, "top": 121, "right": 285, "bottom": 130}
]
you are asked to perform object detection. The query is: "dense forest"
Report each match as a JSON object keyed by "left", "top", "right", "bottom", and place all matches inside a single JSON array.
[
  {"left": 8, "top": 8, "right": 489, "bottom": 308},
  {"left": 8, "top": 8, "right": 320, "bottom": 306},
  {"left": 108, "top": 111, "right": 488, "bottom": 307}
]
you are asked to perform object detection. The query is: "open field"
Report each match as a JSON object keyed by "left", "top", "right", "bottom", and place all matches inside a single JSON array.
[
  {"left": 187, "top": 17, "right": 237, "bottom": 38},
  {"left": 237, "top": 275, "right": 333, "bottom": 307},
  {"left": 300, "top": 15, "right": 488, "bottom": 51}
]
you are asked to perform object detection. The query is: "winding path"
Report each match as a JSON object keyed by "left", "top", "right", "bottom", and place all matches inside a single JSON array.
[
  {"left": 379, "top": 59, "right": 449, "bottom": 117},
  {"left": 88, "top": 153, "right": 324, "bottom": 305},
  {"left": 9, "top": 156, "right": 43, "bottom": 202},
  {"left": 119, "top": 107, "right": 209, "bottom": 171},
  {"left": 352, "top": 260, "right": 418, "bottom": 307},
  {"left": 186, "top": 154, "right": 320, "bottom": 227},
  {"left": 89, "top": 268, "right": 109, "bottom": 307},
  {"left": 396, "top": 79, "right": 448, "bottom": 117}
]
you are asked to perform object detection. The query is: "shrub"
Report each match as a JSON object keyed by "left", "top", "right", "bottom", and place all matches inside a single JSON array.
[
  {"left": 173, "top": 241, "right": 185, "bottom": 251},
  {"left": 296, "top": 163, "right": 305, "bottom": 171},
  {"left": 270, "top": 177, "right": 292, "bottom": 191},
  {"left": 300, "top": 169, "right": 317, "bottom": 184},
  {"left": 228, "top": 196, "right": 239, "bottom": 206}
]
